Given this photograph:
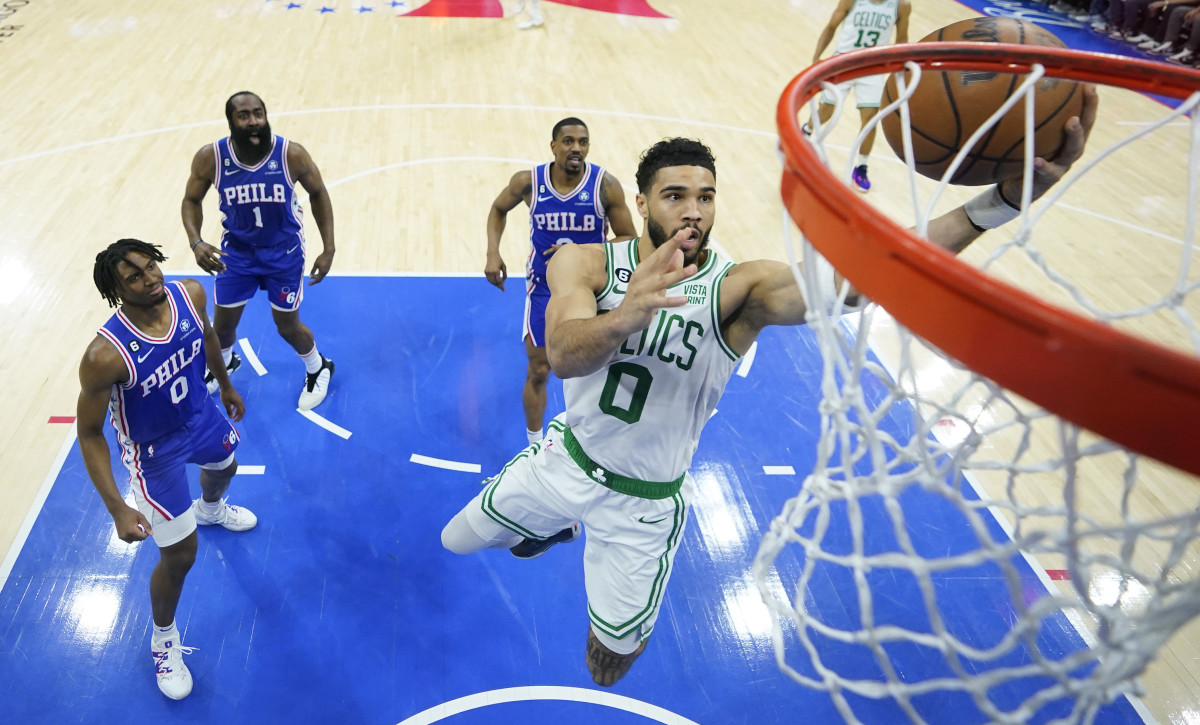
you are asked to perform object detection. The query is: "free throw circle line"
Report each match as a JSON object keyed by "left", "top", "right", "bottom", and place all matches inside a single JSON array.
[{"left": 395, "top": 686, "right": 703, "bottom": 725}]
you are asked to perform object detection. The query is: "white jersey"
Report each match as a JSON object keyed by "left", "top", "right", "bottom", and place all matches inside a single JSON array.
[
  {"left": 563, "top": 238, "right": 741, "bottom": 483},
  {"left": 834, "top": 0, "right": 900, "bottom": 55}
]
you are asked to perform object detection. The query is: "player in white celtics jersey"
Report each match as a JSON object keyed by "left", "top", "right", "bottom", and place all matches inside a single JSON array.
[
  {"left": 804, "top": 0, "right": 911, "bottom": 193},
  {"left": 443, "top": 111, "right": 1096, "bottom": 686}
]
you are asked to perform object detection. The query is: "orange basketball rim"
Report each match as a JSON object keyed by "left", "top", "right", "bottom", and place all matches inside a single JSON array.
[{"left": 778, "top": 43, "right": 1200, "bottom": 477}]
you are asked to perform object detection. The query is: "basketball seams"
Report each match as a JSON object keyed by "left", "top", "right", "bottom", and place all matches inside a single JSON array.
[
  {"left": 991, "top": 83, "right": 1083, "bottom": 173},
  {"left": 879, "top": 17, "right": 1083, "bottom": 185}
]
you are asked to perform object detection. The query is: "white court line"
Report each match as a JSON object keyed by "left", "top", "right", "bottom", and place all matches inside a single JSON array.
[
  {"left": 0, "top": 103, "right": 774, "bottom": 170},
  {"left": 396, "top": 686, "right": 702, "bottom": 725},
  {"left": 762, "top": 465, "right": 796, "bottom": 476},
  {"left": 0, "top": 423, "right": 78, "bottom": 588},
  {"left": 238, "top": 465, "right": 266, "bottom": 475},
  {"left": 298, "top": 409, "right": 353, "bottom": 439},
  {"left": 409, "top": 454, "right": 482, "bottom": 474},
  {"left": 736, "top": 341, "right": 758, "bottom": 378},
  {"left": 238, "top": 338, "right": 268, "bottom": 376}
]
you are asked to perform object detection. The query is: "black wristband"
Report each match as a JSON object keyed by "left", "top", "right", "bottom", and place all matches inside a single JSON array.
[{"left": 190, "top": 239, "right": 204, "bottom": 250}]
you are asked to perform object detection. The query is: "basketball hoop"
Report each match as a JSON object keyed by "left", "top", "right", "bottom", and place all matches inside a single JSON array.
[
  {"left": 778, "top": 43, "right": 1200, "bottom": 475},
  {"left": 756, "top": 43, "right": 1200, "bottom": 725}
]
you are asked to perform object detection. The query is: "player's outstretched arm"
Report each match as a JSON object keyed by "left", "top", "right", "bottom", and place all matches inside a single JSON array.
[
  {"left": 289, "top": 142, "right": 336, "bottom": 285},
  {"left": 723, "top": 86, "right": 1097, "bottom": 350},
  {"left": 182, "top": 145, "right": 227, "bottom": 276},
  {"left": 181, "top": 279, "right": 244, "bottom": 421},
  {"left": 546, "top": 231, "right": 697, "bottom": 378},
  {"left": 485, "top": 171, "right": 532, "bottom": 292},
  {"left": 77, "top": 340, "right": 152, "bottom": 543}
]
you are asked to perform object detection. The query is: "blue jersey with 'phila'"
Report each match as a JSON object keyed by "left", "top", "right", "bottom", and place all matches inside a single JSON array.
[
  {"left": 97, "top": 282, "right": 209, "bottom": 443},
  {"left": 214, "top": 135, "right": 304, "bottom": 249},
  {"left": 526, "top": 161, "right": 607, "bottom": 281}
]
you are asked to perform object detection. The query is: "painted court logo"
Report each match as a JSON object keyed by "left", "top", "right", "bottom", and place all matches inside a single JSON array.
[{"left": 253, "top": 1, "right": 670, "bottom": 19}]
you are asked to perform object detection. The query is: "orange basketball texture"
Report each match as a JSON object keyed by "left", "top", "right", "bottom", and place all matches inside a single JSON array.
[{"left": 880, "top": 17, "right": 1084, "bottom": 186}]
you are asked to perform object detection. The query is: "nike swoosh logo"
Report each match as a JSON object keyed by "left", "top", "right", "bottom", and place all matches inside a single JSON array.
[
  {"left": 287, "top": 244, "right": 300, "bottom": 253},
  {"left": 537, "top": 195, "right": 554, "bottom": 202},
  {"left": 136, "top": 348, "right": 155, "bottom": 363},
  {"left": 638, "top": 515, "right": 670, "bottom": 525},
  {"left": 225, "top": 169, "right": 238, "bottom": 175}
]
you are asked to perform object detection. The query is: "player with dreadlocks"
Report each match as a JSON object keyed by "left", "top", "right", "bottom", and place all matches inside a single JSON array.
[{"left": 78, "top": 238, "right": 257, "bottom": 700}]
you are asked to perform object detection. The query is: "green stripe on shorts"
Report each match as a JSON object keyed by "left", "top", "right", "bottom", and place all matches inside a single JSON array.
[{"left": 587, "top": 490, "right": 687, "bottom": 639}]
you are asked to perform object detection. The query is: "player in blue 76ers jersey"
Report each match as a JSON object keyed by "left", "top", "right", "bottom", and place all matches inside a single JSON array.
[
  {"left": 484, "top": 118, "right": 637, "bottom": 446},
  {"left": 182, "top": 91, "right": 336, "bottom": 410},
  {"left": 77, "top": 239, "right": 257, "bottom": 701}
]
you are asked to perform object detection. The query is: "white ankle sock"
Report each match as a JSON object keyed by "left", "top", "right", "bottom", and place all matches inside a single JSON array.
[
  {"left": 221, "top": 346, "right": 233, "bottom": 366},
  {"left": 197, "top": 497, "right": 221, "bottom": 515},
  {"left": 526, "top": 428, "right": 543, "bottom": 445},
  {"left": 153, "top": 621, "right": 178, "bottom": 646},
  {"left": 300, "top": 345, "right": 323, "bottom": 374}
]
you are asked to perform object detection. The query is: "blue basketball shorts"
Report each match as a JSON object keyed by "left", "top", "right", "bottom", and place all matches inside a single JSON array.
[
  {"left": 214, "top": 237, "right": 306, "bottom": 311},
  {"left": 116, "top": 398, "right": 240, "bottom": 546},
  {"left": 523, "top": 275, "right": 551, "bottom": 347}
]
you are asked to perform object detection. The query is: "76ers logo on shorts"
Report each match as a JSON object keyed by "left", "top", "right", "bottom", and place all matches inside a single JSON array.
[{"left": 223, "top": 428, "right": 240, "bottom": 451}]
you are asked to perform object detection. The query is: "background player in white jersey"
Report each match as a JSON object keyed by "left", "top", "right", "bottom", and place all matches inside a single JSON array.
[
  {"left": 77, "top": 239, "right": 257, "bottom": 700},
  {"left": 484, "top": 118, "right": 637, "bottom": 445},
  {"left": 804, "top": 0, "right": 911, "bottom": 192},
  {"left": 513, "top": 0, "right": 544, "bottom": 29},
  {"left": 443, "top": 94, "right": 1094, "bottom": 687},
  {"left": 182, "top": 91, "right": 337, "bottom": 410}
]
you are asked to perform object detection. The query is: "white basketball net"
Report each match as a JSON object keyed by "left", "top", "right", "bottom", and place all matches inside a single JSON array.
[{"left": 753, "top": 62, "right": 1200, "bottom": 725}]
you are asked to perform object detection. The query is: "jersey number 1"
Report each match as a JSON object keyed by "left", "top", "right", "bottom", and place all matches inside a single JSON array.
[{"left": 252, "top": 207, "right": 264, "bottom": 227}]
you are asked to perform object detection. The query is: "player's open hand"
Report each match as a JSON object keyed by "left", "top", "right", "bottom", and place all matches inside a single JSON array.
[
  {"left": 193, "top": 241, "right": 227, "bottom": 275},
  {"left": 113, "top": 505, "right": 152, "bottom": 543},
  {"left": 1001, "top": 83, "right": 1098, "bottom": 204},
  {"left": 485, "top": 253, "right": 507, "bottom": 291},
  {"left": 617, "top": 230, "right": 698, "bottom": 332},
  {"left": 221, "top": 386, "right": 245, "bottom": 422},
  {"left": 309, "top": 250, "right": 335, "bottom": 285}
]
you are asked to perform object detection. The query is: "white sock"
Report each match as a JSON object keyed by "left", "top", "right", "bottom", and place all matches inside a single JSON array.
[
  {"left": 153, "top": 621, "right": 178, "bottom": 646},
  {"left": 221, "top": 346, "right": 234, "bottom": 366},
  {"left": 527, "top": 428, "right": 543, "bottom": 445},
  {"left": 856, "top": 153, "right": 869, "bottom": 167},
  {"left": 197, "top": 497, "right": 222, "bottom": 515},
  {"left": 300, "top": 344, "right": 323, "bottom": 374}
]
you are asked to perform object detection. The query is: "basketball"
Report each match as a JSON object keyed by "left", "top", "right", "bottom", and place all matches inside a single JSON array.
[{"left": 879, "top": 17, "right": 1085, "bottom": 186}]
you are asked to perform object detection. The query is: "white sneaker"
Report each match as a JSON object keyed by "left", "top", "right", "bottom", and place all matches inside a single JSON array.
[
  {"left": 1167, "top": 48, "right": 1194, "bottom": 64},
  {"left": 152, "top": 637, "right": 195, "bottom": 700},
  {"left": 204, "top": 352, "right": 242, "bottom": 395},
  {"left": 1148, "top": 40, "right": 1173, "bottom": 55},
  {"left": 1125, "top": 32, "right": 1152, "bottom": 44},
  {"left": 518, "top": 16, "right": 543, "bottom": 29},
  {"left": 298, "top": 356, "right": 334, "bottom": 410},
  {"left": 192, "top": 497, "right": 257, "bottom": 531}
]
